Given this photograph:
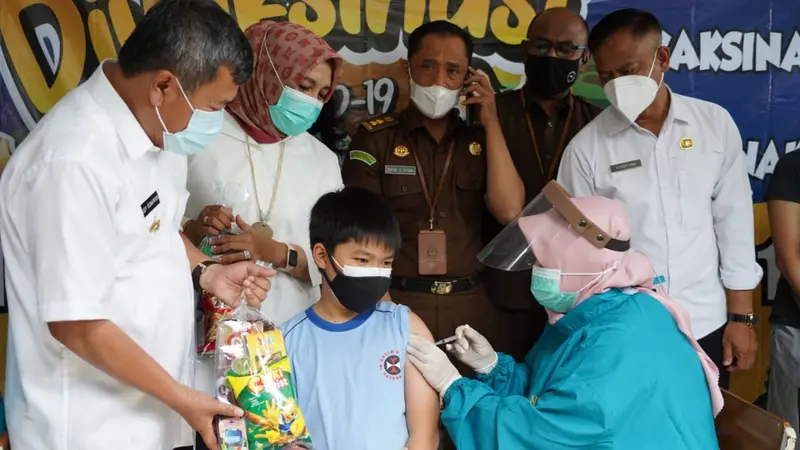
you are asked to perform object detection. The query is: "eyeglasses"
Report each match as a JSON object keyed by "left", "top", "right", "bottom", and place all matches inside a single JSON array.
[{"left": 524, "top": 39, "right": 587, "bottom": 59}]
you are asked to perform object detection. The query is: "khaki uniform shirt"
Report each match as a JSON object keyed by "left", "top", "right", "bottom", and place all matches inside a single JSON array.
[{"left": 342, "top": 107, "right": 487, "bottom": 279}]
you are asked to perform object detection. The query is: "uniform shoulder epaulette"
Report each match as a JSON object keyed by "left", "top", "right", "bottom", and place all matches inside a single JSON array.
[{"left": 359, "top": 115, "right": 400, "bottom": 133}]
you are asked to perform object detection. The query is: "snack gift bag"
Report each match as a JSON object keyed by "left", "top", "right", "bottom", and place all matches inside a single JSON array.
[
  {"left": 198, "top": 181, "right": 249, "bottom": 357},
  {"left": 215, "top": 303, "right": 314, "bottom": 450}
]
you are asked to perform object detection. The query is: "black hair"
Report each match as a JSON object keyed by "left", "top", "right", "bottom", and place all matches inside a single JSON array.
[
  {"left": 310, "top": 187, "right": 402, "bottom": 255},
  {"left": 407, "top": 20, "right": 473, "bottom": 62},
  {"left": 588, "top": 8, "right": 663, "bottom": 54},
  {"left": 118, "top": 0, "right": 254, "bottom": 92}
]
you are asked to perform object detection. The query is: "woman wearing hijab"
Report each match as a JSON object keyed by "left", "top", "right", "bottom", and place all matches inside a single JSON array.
[
  {"left": 183, "top": 20, "right": 344, "bottom": 328},
  {"left": 406, "top": 181, "right": 722, "bottom": 450}
]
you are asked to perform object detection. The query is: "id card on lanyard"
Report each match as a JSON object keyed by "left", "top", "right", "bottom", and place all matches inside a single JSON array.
[{"left": 410, "top": 138, "right": 455, "bottom": 276}]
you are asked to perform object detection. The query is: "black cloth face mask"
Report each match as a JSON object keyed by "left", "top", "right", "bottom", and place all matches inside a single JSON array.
[
  {"left": 322, "top": 255, "right": 391, "bottom": 314},
  {"left": 524, "top": 55, "right": 581, "bottom": 98}
]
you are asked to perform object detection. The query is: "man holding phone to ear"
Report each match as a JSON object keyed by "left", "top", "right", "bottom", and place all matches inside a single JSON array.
[
  {"left": 342, "top": 20, "right": 524, "bottom": 376},
  {"left": 483, "top": 7, "right": 602, "bottom": 362}
]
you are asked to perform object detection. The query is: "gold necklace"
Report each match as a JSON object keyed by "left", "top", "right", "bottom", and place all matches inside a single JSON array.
[{"left": 245, "top": 136, "right": 285, "bottom": 240}]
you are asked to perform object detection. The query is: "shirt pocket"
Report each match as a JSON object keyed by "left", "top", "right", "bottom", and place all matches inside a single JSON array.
[
  {"left": 675, "top": 143, "right": 723, "bottom": 230},
  {"left": 115, "top": 190, "right": 157, "bottom": 236},
  {"left": 382, "top": 170, "right": 424, "bottom": 230},
  {"left": 455, "top": 161, "right": 486, "bottom": 221},
  {"left": 168, "top": 189, "right": 190, "bottom": 231},
  {"left": 114, "top": 193, "right": 159, "bottom": 265}
]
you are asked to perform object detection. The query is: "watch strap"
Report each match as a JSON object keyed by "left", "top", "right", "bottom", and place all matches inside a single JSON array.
[
  {"left": 727, "top": 313, "right": 758, "bottom": 327},
  {"left": 192, "top": 260, "right": 219, "bottom": 293},
  {"left": 274, "top": 245, "right": 288, "bottom": 269},
  {"left": 275, "top": 244, "right": 298, "bottom": 273}
]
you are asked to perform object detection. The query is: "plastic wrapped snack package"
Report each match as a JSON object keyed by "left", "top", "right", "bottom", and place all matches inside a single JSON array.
[
  {"left": 215, "top": 303, "right": 314, "bottom": 450},
  {"left": 197, "top": 181, "right": 250, "bottom": 357},
  {"left": 202, "top": 180, "right": 250, "bottom": 251}
]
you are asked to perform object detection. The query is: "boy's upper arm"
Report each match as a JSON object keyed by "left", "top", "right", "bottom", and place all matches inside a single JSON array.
[
  {"left": 405, "top": 311, "right": 440, "bottom": 446},
  {"left": 408, "top": 310, "right": 433, "bottom": 340}
]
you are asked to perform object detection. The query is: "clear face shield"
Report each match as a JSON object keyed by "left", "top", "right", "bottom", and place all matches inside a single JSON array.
[{"left": 478, "top": 181, "right": 631, "bottom": 271}]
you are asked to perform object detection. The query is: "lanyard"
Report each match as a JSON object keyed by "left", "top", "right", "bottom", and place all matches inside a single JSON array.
[
  {"left": 409, "top": 137, "right": 456, "bottom": 230},
  {"left": 520, "top": 90, "right": 575, "bottom": 182}
]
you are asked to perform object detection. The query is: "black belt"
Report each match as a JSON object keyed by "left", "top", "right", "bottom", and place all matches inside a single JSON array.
[{"left": 390, "top": 275, "right": 480, "bottom": 295}]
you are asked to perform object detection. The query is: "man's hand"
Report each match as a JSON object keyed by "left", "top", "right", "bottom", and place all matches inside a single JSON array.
[
  {"left": 407, "top": 334, "right": 461, "bottom": 395},
  {"left": 722, "top": 322, "right": 757, "bottom": 371},
  {"left": 172, "top": 385, "right": 243, "bottom": 450},
  {"left": 200, "top": 262, "right": 275, "bottom": 308},
  {"left": 462, "top": 67, "right": 498, "bottom": 127}
]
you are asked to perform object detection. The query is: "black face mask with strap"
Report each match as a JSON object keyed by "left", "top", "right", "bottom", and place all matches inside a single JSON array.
[
  {"left": 525, "top": 55, "right": 580, "bottom": 98},
  {"left": 321, "top": 254, "right": 391, "bottom": 314}
]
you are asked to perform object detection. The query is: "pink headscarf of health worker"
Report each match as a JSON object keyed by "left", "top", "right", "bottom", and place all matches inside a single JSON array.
[
  {"left": 227, "top": 20, "right": 343, "bottom": 144},
  {"left": 481, "top": 181, "right": 723, "bottom": 417}
]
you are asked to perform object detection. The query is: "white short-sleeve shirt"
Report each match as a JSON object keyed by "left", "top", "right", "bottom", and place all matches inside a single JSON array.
[
  {"left": 557, "top": 90, "right": 762, "bottom": 338},
  {"left": 186, "top": 113, "right": 343, "bottom": 394},
  {"left": 0, "top": 63, "right": 195, "bottom": 449}
]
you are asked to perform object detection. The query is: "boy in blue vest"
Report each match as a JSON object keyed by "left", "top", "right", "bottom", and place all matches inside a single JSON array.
[{"left": 280, "top": 187, "right": 440, "bottom": 450}]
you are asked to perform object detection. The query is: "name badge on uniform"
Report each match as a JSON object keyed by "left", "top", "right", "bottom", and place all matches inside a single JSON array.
[
  {"left": 141, "top": 191, "right": 160, "bottom": 217},
  {"left": 609, "top": 159, "right": 642, "bottom": 173},
  {"left": 385, "top": 165, "right": 416, "bottom": 176}
]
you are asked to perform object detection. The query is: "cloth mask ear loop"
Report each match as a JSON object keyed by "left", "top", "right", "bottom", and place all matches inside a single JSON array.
[
  {"left": 260, "top": 26, "right": 287, "bottom": 102},
  {"left": 156, "top": 76, "right": 195, "bottom": 133},
  {"left": 566, "top": 261, "right": 621, "bottom": 294},
  {"left": 647, "top": 49, "right": 665, "bottom": 87}
]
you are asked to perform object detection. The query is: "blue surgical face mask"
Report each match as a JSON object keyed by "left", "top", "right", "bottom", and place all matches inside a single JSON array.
[
  {"left": 263, "top": 45, "right": 323, "bottom": 137},
  {"left": 530, "top": 266, "right": 614, "bottom": 314},
  {"left": 155, "top": 78, "right": 224, "bottom": 156},
  {"left": 270, "top": 87, "right": 323, "bottom": 136}
]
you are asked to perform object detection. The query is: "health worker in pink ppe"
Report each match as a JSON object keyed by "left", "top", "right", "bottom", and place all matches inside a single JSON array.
[{"left": 407, "top": 181, "right": 722, "bottom": 450}]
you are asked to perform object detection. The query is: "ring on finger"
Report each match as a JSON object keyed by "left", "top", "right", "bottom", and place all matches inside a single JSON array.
[
  {"left": 203, "top": 216, "right": 209, "bottom": 225},
  {"left": 242, "top": 250, "right": 251, "bottom": 261}
]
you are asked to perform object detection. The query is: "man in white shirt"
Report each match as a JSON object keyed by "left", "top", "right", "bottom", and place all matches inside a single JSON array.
[
  {"left": 0, "top": 1, "right": 274, "bottom": 449},
  {"left": 557, "top": 8, "right": 762, "bottom": 388}
]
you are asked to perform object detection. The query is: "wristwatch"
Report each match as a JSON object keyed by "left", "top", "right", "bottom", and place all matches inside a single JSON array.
[
  {"left": 275, "top": 244, "right": 298, "bottom": 273},
  {"left": 192, "top": 260, "right": 219, "bottom": 293},
  {"left": 727, "top": 313, "right": 759, "bottom": 328}
]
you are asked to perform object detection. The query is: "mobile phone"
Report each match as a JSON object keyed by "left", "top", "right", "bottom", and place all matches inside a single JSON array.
[{"left": 464, "top": 68, "right": 483, "bottom": 127}]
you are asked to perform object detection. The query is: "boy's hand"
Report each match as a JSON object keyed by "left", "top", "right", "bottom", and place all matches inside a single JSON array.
[{"left": 172, "top": 385, "right": 243, "bottom": 450}]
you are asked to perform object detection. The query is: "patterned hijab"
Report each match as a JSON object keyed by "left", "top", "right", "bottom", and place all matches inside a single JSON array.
[{"left": 226, "top": 20, "right": 343, "bottom": 144}]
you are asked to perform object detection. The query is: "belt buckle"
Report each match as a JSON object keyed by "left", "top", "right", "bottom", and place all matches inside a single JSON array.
[{"left": 431, "top": 281, "right": 453, "bottom": 295}]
